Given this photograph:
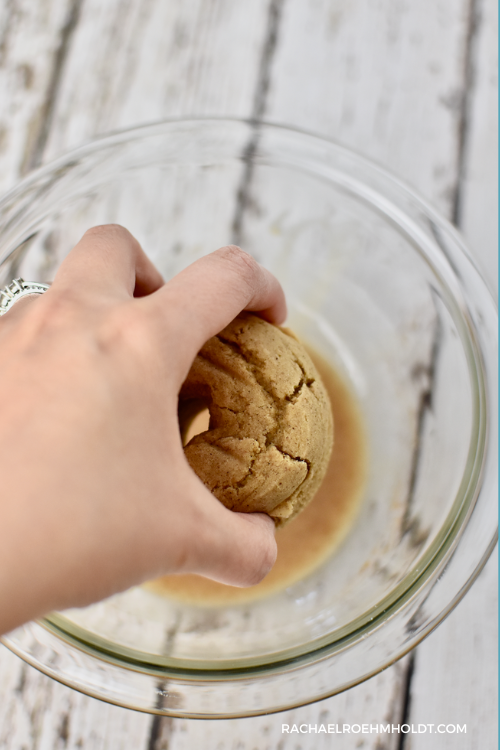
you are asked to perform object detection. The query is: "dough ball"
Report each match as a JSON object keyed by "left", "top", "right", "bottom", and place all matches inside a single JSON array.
[{"left": 179, "top": 313, "right": 334, "bottom": 526}]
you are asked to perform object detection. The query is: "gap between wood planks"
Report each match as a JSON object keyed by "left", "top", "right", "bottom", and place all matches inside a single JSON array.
[
  {"left": 146, "top": 0, "right": 286, "bottom": 740},
  {"left": 397, "top": 653, "right": 416, "bottom": 750},
  {"left": 146, "top": 1, "right": 286, "bottom": 741},
  {"left": 394, "top": 3, "right": 483, "bottom": 747},
  {"left": 231, "top": 0, "right": 285, "bottom": 247},
  {"left": 134, "top": 0, "right": 485, "bottom": 746},
  {"left": 452, "top": 0, "right": 483, "bottom": 228},
  {"left": 21, "top": 0, "right": 84, "bottom": 174},
  {"left": 11, "top": 0, "right": 486, "bottom": 745}
]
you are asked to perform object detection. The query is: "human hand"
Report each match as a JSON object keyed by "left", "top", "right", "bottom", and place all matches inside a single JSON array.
[{"left": 0, "top": 225, "right": 286, "bottom": 635}]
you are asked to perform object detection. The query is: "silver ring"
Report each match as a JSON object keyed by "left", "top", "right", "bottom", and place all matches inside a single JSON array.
[{"left": 0, "top": 278, "right": 49, "bottom": 316}]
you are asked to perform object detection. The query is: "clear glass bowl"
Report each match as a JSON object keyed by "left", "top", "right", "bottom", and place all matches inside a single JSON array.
[{"left": 0, "top": 119, "right": 497, "bottom": 717}]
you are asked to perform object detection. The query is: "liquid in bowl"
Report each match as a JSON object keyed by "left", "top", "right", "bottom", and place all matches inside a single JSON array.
[{"left": 146, "top": 351, "right": 368, "bottom": 605}]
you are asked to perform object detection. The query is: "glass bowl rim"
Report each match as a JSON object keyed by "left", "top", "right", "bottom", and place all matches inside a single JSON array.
[{"left": 0, "top": 117, "right": 497, "bottom": 683}]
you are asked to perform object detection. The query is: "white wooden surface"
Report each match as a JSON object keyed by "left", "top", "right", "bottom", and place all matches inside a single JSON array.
[{"left": 0, "top": 0, "right": 497, "bottom": 748}]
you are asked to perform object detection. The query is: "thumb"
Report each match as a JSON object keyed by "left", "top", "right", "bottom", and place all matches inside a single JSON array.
[{"left": 182, "top": 494, "right": 278, "bottom": 587}]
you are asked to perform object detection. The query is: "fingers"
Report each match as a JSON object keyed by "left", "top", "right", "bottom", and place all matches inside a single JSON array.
[
  {"left": 53, "top": 225, "right": 164, "bottom": 299},
  {"left": 180, "top": 490, "right": 278, "bottom": 587},
  {"left": 143, "top": 245, "right": 287, "bottom": 377}
]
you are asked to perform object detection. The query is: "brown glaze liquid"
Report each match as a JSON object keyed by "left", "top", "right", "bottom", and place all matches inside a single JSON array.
[{"left": 145, "top": 352, "right": 367, "bottom": 606}]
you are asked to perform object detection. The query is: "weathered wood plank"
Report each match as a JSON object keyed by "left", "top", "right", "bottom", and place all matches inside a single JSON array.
[
  {"left": 0, "top": 1, "right": 261, "bottom": 747},
  {"left": 0, "top": 0, "right": 496, "bottom": 748},
  {"left": 41, "top": 0, "right": 272, "bottom": 161},
  {"left": 149, "top": 657, "right": 411, "bottom": 750},
  {"left": 266, "top": 0, "right": 472, "bottom": 217},
  {"left": 146, "top": 2, "right": 491, "bottom": 747},
  {"left": 0, "top": 643, "right": 411, "bottom": 750},
  {"left": 0, "top": 644, "right": 153, "bottom": 749},
  {"left": 460, "top": 0, "right": 498, "bottom": 285},
  {"left": 405, "top": 0, "right": 498, "bottom": 745},
  {"left": 0, "top": 0, "right": 75, "bottom": 195},
  {"left": 235, "top": 1, "right": 497, "bottom": 749},
  {"left": 0, "top": 2, "right": 274, "bottom": 748},
  {"left": 405, "top": 549, "right": 498, "bottom": 750}
]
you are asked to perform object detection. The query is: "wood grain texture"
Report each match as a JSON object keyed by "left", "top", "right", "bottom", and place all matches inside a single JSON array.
[
  {"left": 41, "top": 0, "right": 272, "bottom": 161},
  {"left": 0, "top": 644, "right": 153, "bottom": 749},
  {"left": 0, "top": 0, "right": 496, "bottom": 748},
  {"left": 403, "top": 0, "right": 498, "bottom": 746},
  {"left": 0, "top": 642, "right": 413, "bottom": 750},
  {"left": 459, "top": 0, "right": 498, "bottom": 284},
  {"left": 38, "top": 4, "right": 432, "bottom": 749},
  {"left": 225, "top": 2, "right": 498, "bottom": 745},
  {"left": 149, "top": 657, "right": 411, "bottom": 750},
  {"left": 404, "top": 549, "right": 498, "bottom": 750},
  {"left": 266, "top": 0, "right": 471, "bottom": 217},
  {"left": 0, "top": 0, "right": 75, "bottom": 195}
]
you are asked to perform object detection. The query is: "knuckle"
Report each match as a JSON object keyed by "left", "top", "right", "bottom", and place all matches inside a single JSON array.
[
  {"left": 215, "top": 245, "right": 260, "bottom": 289},
  {"left": 84, "top": 224, "right": 136, "bottom": 246},
  {"left": 29, "top": 290, "right": 78, "bottom": 330},
  {"left": 99, "top": 303, "right": 157, "bottom": 358}
]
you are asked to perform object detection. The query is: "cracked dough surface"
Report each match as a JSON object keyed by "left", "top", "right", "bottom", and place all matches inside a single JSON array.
[{"left": 179, "top": 313, "right": 334, "bottom": 525}]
